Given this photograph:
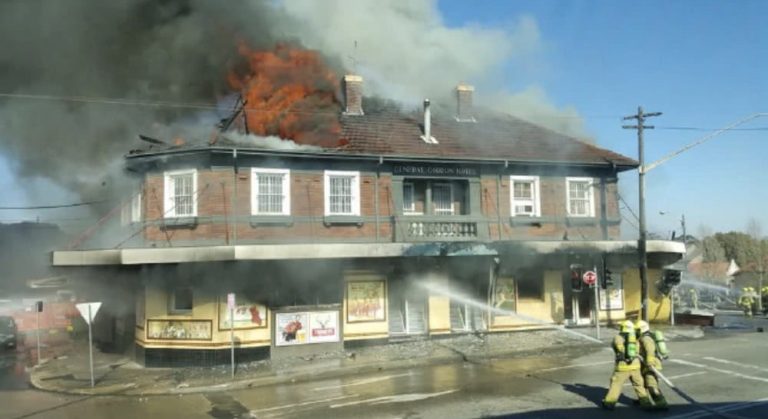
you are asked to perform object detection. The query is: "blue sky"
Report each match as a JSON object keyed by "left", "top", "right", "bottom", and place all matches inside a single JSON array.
[
  {"left": 439, "top": 0, "right": 768, "bottom": 238},
  {"left": 1, "top": 0, "right": 767, "bottom": 238}
]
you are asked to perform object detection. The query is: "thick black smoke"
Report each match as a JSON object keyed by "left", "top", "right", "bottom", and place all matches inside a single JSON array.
[{"left": 0, "top": 0, "right": 292, "bottom": 204}]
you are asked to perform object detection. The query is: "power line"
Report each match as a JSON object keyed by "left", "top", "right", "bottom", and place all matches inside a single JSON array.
[
  {"left": 616, "top": 191, "right": 639, "bottom": 222},
  {"left": 0, "top": 200, "right": 108, "bottom": 210},
  {"left": 656, "top": 126, "right": 768, "bottom": 131}
]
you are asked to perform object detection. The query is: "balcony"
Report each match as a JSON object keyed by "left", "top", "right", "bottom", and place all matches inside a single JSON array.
[{"left": 395, "top": 217, "right": 485, "bottom": 242}]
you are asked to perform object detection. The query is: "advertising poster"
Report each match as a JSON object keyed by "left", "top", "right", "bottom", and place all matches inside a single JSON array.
[
  {"left": 599, "top": 274, "right": 624, "bottom": 310},
  {"left": 308, "top": 311, "right": 340, "bottom": 343},
  {"left": 275, "top": 312, "right": 309, "bottom": 346},
  {"left": 493, "top": 277, "right": 517, "bottom": 312},
  {"left": 346, "top": 280, "right": 386, "bottom": 322},
  {"left": 146, "top": 320, "right": 212, "bottom": 340},
  {"left": 218, "top": 295, "right": 268, "bottom": 330}
]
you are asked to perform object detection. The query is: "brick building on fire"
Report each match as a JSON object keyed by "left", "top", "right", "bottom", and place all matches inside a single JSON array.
[{"left": 52, "top": 75, "right": 684, "bottom": 367}]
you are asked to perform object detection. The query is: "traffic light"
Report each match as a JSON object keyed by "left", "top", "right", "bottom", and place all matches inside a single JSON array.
[
  {"left": 35, "top": 301, "right": 43, "bottom": 312},
  {"left": 570, "top": 264, "right": 583, "bottom": 291},
  {"left": 601, "top": 269, "right": 613, "bottom": 289}
]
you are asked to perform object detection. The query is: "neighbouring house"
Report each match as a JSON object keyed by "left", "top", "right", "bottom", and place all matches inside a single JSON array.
[
  {"left": 51, "top": 76, "right": 684, "bottom": 367},
  {"left": 687, "top": 255, "right": 740, "bottom": 287}
]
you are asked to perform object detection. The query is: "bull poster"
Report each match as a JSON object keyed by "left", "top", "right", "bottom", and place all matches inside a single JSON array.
[
  {"left": 218, "top": 295, "right": 268, "bottom": 330},
  {"left": 346, "top": 280, "right": 386, "bottom": 323}
]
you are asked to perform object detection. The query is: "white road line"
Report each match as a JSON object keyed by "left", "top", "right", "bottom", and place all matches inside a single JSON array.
[
  {"left": 702, "top": 356, "right": 768, "bottom": 374},
  {"left": 666, "top": 371, "right": 707, "bottom": 380},
  {"left": 252, "top": 394, "right": 357, "bottom": 413},
  {"left": 670, "top": 359, "right": 768, "bottom": 383},
  {"left": 312, "top": 373, "right": 413, "bottom": 391},
  {"left": 329, "top": 389, "right": 458, "bottom": 408},
  {"left": 538, "top": 360, "right": 613, "bottom": 372},
  {"left": 663, "top": 396, "right": 768, "bottom": 419}
]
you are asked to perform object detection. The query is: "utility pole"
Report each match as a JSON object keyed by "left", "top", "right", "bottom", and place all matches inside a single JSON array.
[{"left": 623, "top": 106, "right": 662, "bottom": 322}]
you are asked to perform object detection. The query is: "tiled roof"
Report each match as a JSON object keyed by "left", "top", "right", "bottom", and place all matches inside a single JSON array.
[
  {"left": 132, "top": 108, "right": 638, "bottom": 169},
  {"left": 337, "top": 109, "right": 637, "bottom": 167}
]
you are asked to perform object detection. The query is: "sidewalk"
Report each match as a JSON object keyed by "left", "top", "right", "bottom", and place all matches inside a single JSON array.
[{"left": 28, "top": 325, "right": 703, "bottom": 396}]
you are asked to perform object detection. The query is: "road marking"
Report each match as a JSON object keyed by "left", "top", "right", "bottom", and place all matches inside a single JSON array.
[
  {"left": 663, "top": 396, "right": 768, "bottom": 419},
  {"left": 702, "top": 356, "right": 768, "bottom": 374},
  {"left": 670, "top": 359, "right": 768, "bottom": 383},
  {"left": 252, "top": 394, "right": 357, "bottom": 413},
  {"left": 312, "top": 373, "right": 413, "bottom": 391},
  {"left": 329, "top": 389, "right": 458, "bottom": 408},
  {"left": 666, "top": 371, "right": 707, "bottom": 380},
  {"left": 538, "top": 360, "right": 613, "bottom": 372}
]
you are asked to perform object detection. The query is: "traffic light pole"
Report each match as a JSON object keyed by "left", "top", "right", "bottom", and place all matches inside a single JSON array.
[{"left": 624, "top": 107, "right": 662, "bottom": 322}]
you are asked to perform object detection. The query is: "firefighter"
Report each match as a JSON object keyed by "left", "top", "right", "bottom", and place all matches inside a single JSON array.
[
  {"left": 635, "top": 320, "right": 669, "bottom": 409},
  {"left": 761, "top": 286, "right": 768, "bottom": 315},
  {"left": 602, "top": 320, "right": 652, "bottom": 410},
  {"left": 739, "top": 288, "right": 755, "bottom": 317}
]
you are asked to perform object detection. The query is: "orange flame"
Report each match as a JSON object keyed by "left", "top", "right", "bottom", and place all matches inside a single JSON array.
[{"left": 228, "top": 42, "right": 342, "bottom": 147}]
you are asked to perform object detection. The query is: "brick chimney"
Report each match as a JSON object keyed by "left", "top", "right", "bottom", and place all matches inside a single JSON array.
[
  {"left": 455, "top": 83, "right": 475, "bottom": 122},
  {"left": 343, "top": 75, "right": 364, "bottom": 115}
]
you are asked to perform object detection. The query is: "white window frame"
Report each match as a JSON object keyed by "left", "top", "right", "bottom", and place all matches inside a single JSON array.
[
  {"left": 324, "top": 170, "right": 361, "bottom": 216},
  {"left": 130, "top": 190, "right": 142, "bottom": 223},
  {"left": 432, "top": 183, "right": 455, "bottom": 215},
  {"left": 403, "top": 182, "right": 421, "bottom": 215},
  {"left": 510, "top": 176, "right": 541, "bottom": 217},
  {"left": 251, "top": 168, "right": 291, "bottom": 216},
  {"left": 565, "top": 177, "right": 595, "bottom": 217},
  {"left": 163, "top": 169, "right": 198, "bottom": 218}
]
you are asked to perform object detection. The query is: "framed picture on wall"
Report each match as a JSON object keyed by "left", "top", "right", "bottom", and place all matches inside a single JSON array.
[
  {"left": 146, "top": 320, "right": 212, "bottom": 340},
  {"left": 599, "top": 274, "right": 624, "bottom": 310},
  {"left": 493, "top": 276, "right": 517, "bottom": 313},
  {"left": 346, "top": 280, "right": 386, "bottom": 323},
  {"left": 217, "top": 295, "right": 268, "bottom": 330}
]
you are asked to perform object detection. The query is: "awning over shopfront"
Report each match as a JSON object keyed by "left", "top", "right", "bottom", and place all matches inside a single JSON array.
[{"left": 52, "top": 240, "right": 685, "bottom": 267}]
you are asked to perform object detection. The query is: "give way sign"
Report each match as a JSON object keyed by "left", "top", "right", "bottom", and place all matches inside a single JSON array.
[
  {"left": 76, "top": 302, "right": 102, "bottom": 325},
  {"left": 582, "top": 270, "right": 598, "bottom": 286}
]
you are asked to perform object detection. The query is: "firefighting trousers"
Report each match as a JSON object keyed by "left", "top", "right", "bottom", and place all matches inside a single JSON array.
[
  {"left": 603, "top": 369, "right": 648, "bottom": 403},
  {"left": 643, "top": 372, "right": 663, "bottom": 399}
]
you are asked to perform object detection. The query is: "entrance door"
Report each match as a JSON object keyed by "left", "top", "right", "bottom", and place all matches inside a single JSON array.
[
  {"left": 572, "top": 290, "right": 593, "bottom": 325},
  {"left": 388, "top": 280, "right": 428, "bottom": 336}
]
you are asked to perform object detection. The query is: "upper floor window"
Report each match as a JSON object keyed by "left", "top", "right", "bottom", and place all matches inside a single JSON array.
[
  {"left": 130, "top": 190, "right": 142, "bottom": 223},
  {"left": 432, "top": 183, "right": 454, "bottom": 215},
  {"left": 121, "top": 189, "right": 143, "bottom": 225},
  {"left": 251, "top": 168, "right": 290, "bottom": 215},
  {"left": 164, "top": 169, "right": 197, "bottom": 218},
  {"left": 403, "top": 182, "right": 417, "bottom": 214},
  {"left": 324, "top": 170, "right": 360, "bottom": 216},
  {"left": 566, "top": 177, "right": 595, "bottom": 217},
  {"left": 510, "top": 176, "right": 540, "bottom": 217}
]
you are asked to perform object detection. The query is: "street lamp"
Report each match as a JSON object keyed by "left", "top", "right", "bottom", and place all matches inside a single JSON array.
[{"left": 626, "top": 111, "right": 768, "bottom": 322}]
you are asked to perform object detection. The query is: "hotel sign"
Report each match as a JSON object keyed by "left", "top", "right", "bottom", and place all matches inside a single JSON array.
[{"left": 392, "top": 164, "right": 479, "bottom": 177}]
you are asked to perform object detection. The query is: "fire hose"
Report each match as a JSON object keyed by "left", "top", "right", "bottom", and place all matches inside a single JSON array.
[{"left": 648, "top": 364, "right": 748, "bottom": 419}]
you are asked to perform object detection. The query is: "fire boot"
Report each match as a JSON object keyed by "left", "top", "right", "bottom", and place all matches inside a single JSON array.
[
  {"left": 601, "top": 400, "right": 616, "bottom": 410},
  {"left": 652, "top": 394, "right": 669, "bottom": 410}
]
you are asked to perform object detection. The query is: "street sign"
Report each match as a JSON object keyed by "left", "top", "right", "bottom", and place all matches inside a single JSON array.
[
  {"left": 76, "top": 302, "right": 102, "bottom": 325},
  {"left": 227, "top": 293, "right": 236, "bottom": 310},
  {"left": 583, "top": 270, "right": 598, "bottom": 286},
  {"left": 75, "top": 302, "right": 101, "bottom": 388}
]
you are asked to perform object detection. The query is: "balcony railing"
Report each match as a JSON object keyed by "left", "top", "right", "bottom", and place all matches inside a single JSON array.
[{"left": 395, "top": 217, "right": 482, "bottom": 242}]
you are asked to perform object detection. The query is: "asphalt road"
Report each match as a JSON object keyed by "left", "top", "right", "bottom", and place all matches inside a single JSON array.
[{"left": 2, "top": 316, "right": 767, "bottom": 419}]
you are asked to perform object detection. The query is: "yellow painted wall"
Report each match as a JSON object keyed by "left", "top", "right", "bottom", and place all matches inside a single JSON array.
[
  {"left": 342, "top": 271, "right": 389, "bottom": 341},
  {"left": 491, "top": 271, "right": 564, "bottom": 329},
  {"left": 623, "top": 268, "right": 670, "bottom": 323},
  {"left": 138, "top": 280, "right": 270, "bottom": 350}
]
